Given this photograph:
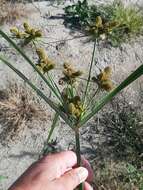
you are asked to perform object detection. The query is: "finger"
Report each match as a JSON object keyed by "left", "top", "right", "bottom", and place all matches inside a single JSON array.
[
  {"left": 81, "top": 157, "right": 94, "bottom": 182},
  {"left": 55, "top": 167, "right": 88, "bottom": 190},
  {"left": 40, "top": 151, "right": 77, "bottom": 178},
  {"left": 84, "top": 182, "right": 93, "bottom": 190}
]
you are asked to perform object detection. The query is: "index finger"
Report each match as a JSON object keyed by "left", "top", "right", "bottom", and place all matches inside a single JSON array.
[{"left": 81, "top": 157, "right": 94, "bottom": 182}]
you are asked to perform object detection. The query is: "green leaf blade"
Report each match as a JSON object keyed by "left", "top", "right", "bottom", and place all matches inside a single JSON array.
[
  {"left": 0, "top": 30, "right": 62, "bottom": 102},
  {"left": 80, "top": 64, "right": 143, "bottom": 126},
  {"left": 47, "top": 112, "right": 59, "bottom": 143},
  {"left": 0, "top": 56, "right": 72, "bottom": 128}
]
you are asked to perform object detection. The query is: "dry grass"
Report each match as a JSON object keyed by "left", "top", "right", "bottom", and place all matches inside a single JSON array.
[
  {"left": 0, "top": 0, "right": 29, "bottom": 25},
  {"left": 91, "top": 97, "right": 143, "bottom": 190},
  {"left": 0, "top": 82, "right": 48, "bottom": 142},
  {"left": 93, "top": 159, "right": 143, "bottom": 190}
]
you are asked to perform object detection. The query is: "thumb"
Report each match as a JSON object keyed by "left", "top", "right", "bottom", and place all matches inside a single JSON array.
[{"left": 55, "top": 167, "right": 88, "bottom": 190}]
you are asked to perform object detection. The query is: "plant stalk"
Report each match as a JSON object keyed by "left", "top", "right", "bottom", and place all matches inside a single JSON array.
[
  {"left": 75, "top": 127, "right": 83, "bottom": 190},
  {"left": 83, "top": 41, "right": 96, "bottom": 104}
]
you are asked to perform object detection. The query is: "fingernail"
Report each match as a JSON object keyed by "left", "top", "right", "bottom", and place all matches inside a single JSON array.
[
  {"left": 76, "top": 167, "right": 88, "bottom": 183},
  {"left": 89, "top": 186, "right": 93, "bottom": 190}
]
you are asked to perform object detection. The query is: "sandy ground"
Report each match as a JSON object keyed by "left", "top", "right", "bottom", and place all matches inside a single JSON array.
[{"left": 0, "top": 1, "right": 143, "bottom": 189}]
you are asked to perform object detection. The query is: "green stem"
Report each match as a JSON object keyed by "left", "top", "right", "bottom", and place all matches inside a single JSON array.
[
  {"left": 75, "top": 127, "right": 83, "bottom": 190},
  {"left": 41, "top": 112, "right": 59, "bottom": 157},
  {"left": 83, "top": 42, "right": 96, "bottom": 104},
  {"left": 47, "top": 112, "right": 59, "bottom": 143},
  {"left": 86, "top": 87, "right": 100, "bottom": 110}
]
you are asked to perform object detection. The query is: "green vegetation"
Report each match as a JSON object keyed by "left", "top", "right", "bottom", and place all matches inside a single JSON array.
[
  {"left": 64, "top": 0, "right": 143, "bottom": 46},
  {"left": 93, "top": 101, "right": 143, "bottom": 190},
  {"left": 94, "top": 161, "right": 143, "bottom": 190},
  {"left": 103, "top": 104, "right": 143, "bottom": 161}
]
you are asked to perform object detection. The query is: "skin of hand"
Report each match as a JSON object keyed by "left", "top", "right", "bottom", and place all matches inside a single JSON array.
[{"left": 9, "top": 151, "right": 94, "bottom": 190}]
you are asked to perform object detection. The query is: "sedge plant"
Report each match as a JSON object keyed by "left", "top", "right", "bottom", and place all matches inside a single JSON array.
[{"left": 0, "top": 22, "right": 143, "bottom": 190}]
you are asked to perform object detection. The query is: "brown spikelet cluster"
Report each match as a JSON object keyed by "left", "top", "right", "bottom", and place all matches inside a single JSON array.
[
  {"left": 86, "top": 16, "right": 119, "bottom": 40},
  {"left": 61, "top": 89, "right": 85, "bottom": 119},
  {"left": 59, "top": 62, "right": 83, "bottom": 85},
  {"left": 36, "top": 48, "right": 55, "bottom": 73},
  {"left": 92, "top": 66, "right": 114, "bottom": 92},
  {"left": 10, "top": 22, "right": 42, "bottom": 45},
  {"left": 68, "top": 96, "right": 85, "bottom": 119},
  {"left": 23, "top": 22, "right": 42, "bottom": 36}
]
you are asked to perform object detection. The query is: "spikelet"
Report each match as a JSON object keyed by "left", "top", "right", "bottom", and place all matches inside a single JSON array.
[
  {"left": 97, "top": 66, "right": 112, "bottom": 81},
  {"left": 10, "top": 27, "right": 19, "bottom": 34},
  {"left": 10, "top": 22, "right": 42, "bottom": 46},
  {"left": 93, "top": 66, "right": 114, "bottom": 92},
  {"left": 36, "top": 48, "right": 55, "bottom": 73},
  {"left": 68, "top": 96, "right": 85, "bottom": 119},
  {"left": 100, "top": 80, "right": 114, "bottom": 92},
  {"left": 10, "top": 27, "right": 26, "bottom": 39},
  {"left": 68, "top": 103, "right": 76, "bottom": 115},
  {"left": 23, "top": 22, "right": 32, "bottom": 34},
  {"left": 95, "top": 16, "right": 103, "bottom": 28},
  {"left": 60, "top": 62, "right": 82, "bottom": 85},
  {"left": 35, "top": 30, "right": 42, "bottom": 37},
  {"left": 36, "top": 48, "right": 47, "bottom": 61}
]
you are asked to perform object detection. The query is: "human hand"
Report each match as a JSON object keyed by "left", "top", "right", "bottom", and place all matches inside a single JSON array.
[{"left": 9, "top": 151, "right": 94, "bottom": 190}]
